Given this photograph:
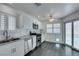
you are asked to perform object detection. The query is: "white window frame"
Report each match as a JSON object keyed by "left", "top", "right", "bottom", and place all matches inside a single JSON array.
[
  {"left": 46, "top": 23, "right": 61, "bottom": 33},
  {"left": 0, "top": 13, "right": 16, "bottom": 30}
]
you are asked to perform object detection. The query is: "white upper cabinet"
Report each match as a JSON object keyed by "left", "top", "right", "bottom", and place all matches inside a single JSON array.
[{"left": 18, "top": 13, "right": 33, "bottom": 29}]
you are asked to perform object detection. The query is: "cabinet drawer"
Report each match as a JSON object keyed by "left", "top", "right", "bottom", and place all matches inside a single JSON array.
[
  {"left": 0, "top": 44, "right": 11, "bottom": 56},
  {"left": 28, "top": 39, "right": 32, "bottom": 51},
  {"left": 11, "top": 40, "right": 24, "bottom": 56}
]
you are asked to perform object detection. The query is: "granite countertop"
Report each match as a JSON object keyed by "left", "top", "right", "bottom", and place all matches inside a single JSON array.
[
  {"left": 0, "top": 35, "right": 32, "bottom": 45},
  {"left": 19, "top": 35, "right": 32, "bottom": 41},
  {"left": 0, "top": 38, "right": 20, "bottom": 46}
]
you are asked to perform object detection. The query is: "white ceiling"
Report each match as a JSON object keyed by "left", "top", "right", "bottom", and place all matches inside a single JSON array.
[{"left": 10, "top": 3, "right": 79, "bottom": 21}]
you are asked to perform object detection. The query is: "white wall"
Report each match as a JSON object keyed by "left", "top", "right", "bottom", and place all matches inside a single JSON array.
[
  {"left": 0, "top": 4, "right": 16, "bottom": 16},
  {"left": 0, "top": 4, "right": 63, "bottom": 43},
  {"left": 63, "top": 11, "right": 79, "bottom": 22},
  {"left": 41, "top": 20, "right": 63, "bottom": 43},
  {"left": 0, "top": 4, "right": 43, "bottom": 40},
  {"left": 9, "top": 11, "right": 43, "bottom": 38},
  {"left": 62, "top": 11, "right": 79, "bottom": 43},
  {"left": 0, "top": 4, "right": 17, "bottom": 40}
]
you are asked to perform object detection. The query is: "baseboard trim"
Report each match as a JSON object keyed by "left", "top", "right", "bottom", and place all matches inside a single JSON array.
[
  {"left": 64, "top": 44, "right": 79, "bottom": 52},
  {"left": 44, "top": 41, "right": 64, "bottom": 45}
]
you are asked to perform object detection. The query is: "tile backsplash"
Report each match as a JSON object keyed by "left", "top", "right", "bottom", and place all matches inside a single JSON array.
[
  {"left": 0, "top": 28, "right": 30, "bottom": 41},
  {"left": 8, "top": 29, "right": 30, "bottom": 38}
]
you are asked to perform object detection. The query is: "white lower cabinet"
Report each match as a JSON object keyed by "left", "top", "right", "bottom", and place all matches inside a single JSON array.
[
  {"left": 28, "top": 39, "right": 32, "bottom": 52},
  {"left": 11, "top": 40, "right": 24, "bottom": 56},
  {"left": 32, "top": 36, "right": 36, "bottom": 49},
  {"left": 0, "top": 40, "right": 24, "bottom": 56},
  {"left": 24, "top": 40, "right": 29, "bottom": 54},
  {"left": 0, "top": 43, "right": 12, "bottom": 56},
  {"left": 0, "top": 38, "right": 36, "bottom": 56}
]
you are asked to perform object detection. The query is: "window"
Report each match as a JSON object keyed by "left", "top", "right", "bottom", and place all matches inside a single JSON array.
[
  {"left": 0, "top": 13, "right": 16, "bottom": 30},
  {"left": 53, "top": 24, "right": 60, "bottom": 33},
  {"left": 74, "top": 20, "right": 79, "bottom": 50},
  {"left": 47, "top": 24, "right": 53, "bottom": 33},
  {"left": 8, "top": 15, "right": 16, "bottom": 30},
  {"left": 0, "top": 14, "right": 6, "bottom": 30},
  {"left": 65, "top": 20, "right": 79, "bottom": 50},
  {"left": 47, "top": 23, "right": 60, "bottom": 33},
  {"left": 65, "top": 22, "right": 72, "bottom": 46}
]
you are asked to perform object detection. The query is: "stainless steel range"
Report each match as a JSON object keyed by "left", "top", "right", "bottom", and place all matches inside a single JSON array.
[{"left": 36, "top": 34, "right": 41, "bottom": 47}]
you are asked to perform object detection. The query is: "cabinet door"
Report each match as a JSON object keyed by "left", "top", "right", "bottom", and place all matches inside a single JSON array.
[
  {"left": 33, "top": 36, "right": 36, "bottom": 49},
  {"left": 11, "top": 40, "right": 24, "bottom": 56},
  {"left": 0, "top": 44, "right": 11, "bottom": 56},
  {"left": 16, "top": 40, "right": 24, "bottom": 56},
  {"left": 24, "top": 40, "right": 29, "bottom": 54},
  {"left": 28, "top": 39, "right": 32, "bottom": 52}
]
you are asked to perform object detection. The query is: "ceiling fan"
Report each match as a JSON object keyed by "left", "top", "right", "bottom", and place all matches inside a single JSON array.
[
  {"left": 37, "top": 14, "right": 55, "bottom": 22},
  {"left": 34, "top": 3, "right": 42, "bottom": 7},
  {"left": 46, "top": 14, "right": 55, "bottom": 22}
]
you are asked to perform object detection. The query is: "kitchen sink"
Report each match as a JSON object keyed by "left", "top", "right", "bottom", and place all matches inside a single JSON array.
[{"left": 0, "top": 38, "right": 20, "bottom": 43}]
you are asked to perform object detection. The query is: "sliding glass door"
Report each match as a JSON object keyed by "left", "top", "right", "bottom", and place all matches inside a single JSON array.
[
  {"left": 65, "top": 20, "right": 79, "bottom": 50},
  {"left": 65, "top": 22, "right": 72, "bottom": 46},
  {"left": 74, "top": 20, "right": 79, "bottom": 50}
]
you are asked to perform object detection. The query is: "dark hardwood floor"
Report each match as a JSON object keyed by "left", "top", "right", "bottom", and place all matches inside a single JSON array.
[{"left": 26, "top": 41, "right": 79, "bottom": 56}]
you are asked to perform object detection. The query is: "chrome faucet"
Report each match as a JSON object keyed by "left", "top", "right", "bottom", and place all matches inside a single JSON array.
[{"left": 3, "top": 30, "right": 9, "bottom": 40}]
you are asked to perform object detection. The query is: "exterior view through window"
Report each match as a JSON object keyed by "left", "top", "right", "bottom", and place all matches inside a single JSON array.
[
  {"left": 65, "top": 20, "right": 79, "bottom": 50},
  {"left": 47, "top": 23, "right": 60, "bottom": 33},
  {"left": 65, "top": 22, "right": 72, "bottom": 46},
  {"left": 74, "top": 20, "right": 79, "bottom": 50}
]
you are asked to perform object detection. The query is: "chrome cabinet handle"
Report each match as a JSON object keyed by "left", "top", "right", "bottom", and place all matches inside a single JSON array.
[{"left": 11, "top": 48, "right": 16, "bottom": 54}]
